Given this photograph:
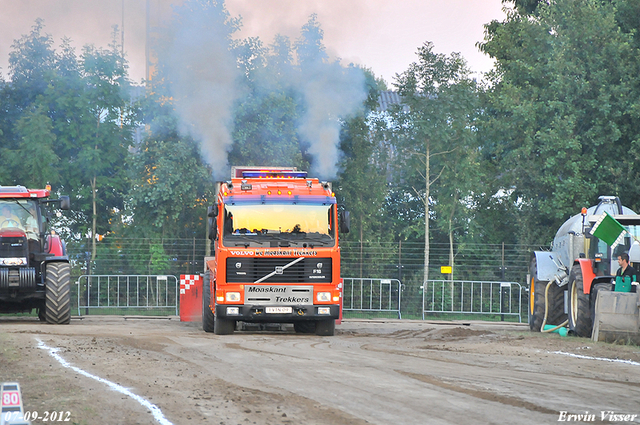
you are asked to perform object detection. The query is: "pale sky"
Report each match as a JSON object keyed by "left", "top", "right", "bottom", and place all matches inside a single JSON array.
[{"left": 0, "top": 0, "right": 507, "bottom": 85}]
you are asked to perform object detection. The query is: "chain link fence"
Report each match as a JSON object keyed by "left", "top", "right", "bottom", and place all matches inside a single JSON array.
[
  {"left": 340, "top": 241, "right": 539, "bottom": 321},
  {"left": 65, "top": 238, "right": 542, "bottom": 321}
]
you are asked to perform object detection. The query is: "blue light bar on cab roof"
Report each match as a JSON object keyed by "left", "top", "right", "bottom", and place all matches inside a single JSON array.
[
  {"left": 241, "top": 170, "right": 308, "bottom": 179},
  {"left": 224, "top": 195, "right": 335, "bottom": 205}
]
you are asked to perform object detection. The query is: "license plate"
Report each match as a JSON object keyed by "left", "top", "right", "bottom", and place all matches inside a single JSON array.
[{"left": 265, "top": 307, "right": 292, "bottom": 314}]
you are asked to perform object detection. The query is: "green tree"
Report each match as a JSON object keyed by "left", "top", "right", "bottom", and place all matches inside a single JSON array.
[
  {"left": 127, "top": 128, "right": 215, "bottom": 239},
  {"left": 13, "top": 104, "right": 59, "bottom": 187},
  {"left": 148, "top": 243, "right": 171, "bottom": 275},
  {"left": 480, "top": 0, "right": 640, "bottom": 243},
  {"left": 0, "top": 21, "right": 140, "bottom": 276},
  {"left": 295, "top": 14, "right": 328, "bottom": 65},
  {"left": 59, "top": 38, "right": 135, "bottom": 265},
  {"left": 334, "top": 70, "right": 394, "bottom": 278},
  {"left": 0, "top": 19, "right": 57, "bottom": 184},
  {"left": 228, "top": 35, "right": 305, "bottom": 168},
  {"left": 391, "top": 42, "right": 480, "bottom": 282},
  {"left": 337, "top": 69, "right": 390, "bottom": 243},
  {"left": 8, "top": 19, "right": 56, "bottom": 105}
]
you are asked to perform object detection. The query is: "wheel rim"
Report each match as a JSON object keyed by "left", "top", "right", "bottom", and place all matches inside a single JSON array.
[
  {"left": 529, "top": 276, "right": 535, "bottom": 315},
  {"left": 570, "top": 281, "right": 578, "bottom": 325}
]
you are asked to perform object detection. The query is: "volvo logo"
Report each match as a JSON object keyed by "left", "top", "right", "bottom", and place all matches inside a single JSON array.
[
  {"left": 317, "top": 262, "right": 323, "bottom": 269},
  {"left": 235, "top": 262, "right": 242, "bottom": 269}
]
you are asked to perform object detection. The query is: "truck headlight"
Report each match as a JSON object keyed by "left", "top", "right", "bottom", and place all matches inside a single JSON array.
[
  {"left": 226, "top": 292, "right": 241, "bottom": 302},
  {"left": 316, "top": 292, "right": 331, "bottom": 302}
]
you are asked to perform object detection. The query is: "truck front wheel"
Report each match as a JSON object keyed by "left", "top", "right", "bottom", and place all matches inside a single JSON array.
[
  {"left": 294, "top": 322, "right": 315, "bottom": 333},
  {"left": 202, "top": 271, "right": 215, "bottom": 333},
  {"left": 315, "top": 319, "right": 335, "bottom": 336},
  {"left": 45, "top": 262, "right": 71, "bottom": 324},
  {"left": 214, "top": 317, "right": 235, "bottom": 335}
]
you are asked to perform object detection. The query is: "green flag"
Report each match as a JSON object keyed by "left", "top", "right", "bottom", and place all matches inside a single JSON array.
[{"left": 590, "top": 211, "right": 627, "bottom": 247}]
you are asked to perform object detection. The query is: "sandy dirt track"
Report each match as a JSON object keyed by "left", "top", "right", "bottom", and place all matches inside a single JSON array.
[{"left": 1, "top": 316, "right": 640, "bottom": 425}]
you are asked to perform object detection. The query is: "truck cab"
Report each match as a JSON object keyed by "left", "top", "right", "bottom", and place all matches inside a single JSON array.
[{"left": 203, "top": 167, "right": 349, "bottom": 336}]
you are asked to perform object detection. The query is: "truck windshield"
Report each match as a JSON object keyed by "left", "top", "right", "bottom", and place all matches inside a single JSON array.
[
  {"left": 222, "top": 203, "right": 334, "bottom": 247},
  {"left": 0, "top": 199, "right": 39, "bottom": 239}
]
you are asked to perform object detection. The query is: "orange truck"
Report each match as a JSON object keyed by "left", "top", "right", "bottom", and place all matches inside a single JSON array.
[{"left": 202, "top": 167, "right": 350, "bottom": 336}]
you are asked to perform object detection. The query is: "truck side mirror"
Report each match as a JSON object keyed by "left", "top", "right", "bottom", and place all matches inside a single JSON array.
[
  {"left": 207, "top": 206, "right": 218, "bottom": 240},
  {"left": 59, "top": 196, "right": 70, "bottom": 210},
  {"left": 339, "top": 210, "right": 350, "bottom": 234}
]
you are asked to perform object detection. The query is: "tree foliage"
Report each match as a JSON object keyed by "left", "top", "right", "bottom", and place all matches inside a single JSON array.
[
  {"left": 389, "top": 42, "right": 480, "bottom": 281},
  {"left": 4, "top": 0, "right": 640, "bottom": 280},
  {"left": 1, "top": 22, "right": 137, "bottom": 244},
  {"left": 480, "top": 0, "right": 640, "bottom": 242},
  {"left": 335, "top": 69, "right": 390, "bottom": 244},
  {"left": 127, "top": 122, "right": 215, "bottom": 239}
]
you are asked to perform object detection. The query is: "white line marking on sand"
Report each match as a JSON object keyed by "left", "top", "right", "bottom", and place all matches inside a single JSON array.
[{"left": 37, "top": 338, "right": 174, "bottom": 425}]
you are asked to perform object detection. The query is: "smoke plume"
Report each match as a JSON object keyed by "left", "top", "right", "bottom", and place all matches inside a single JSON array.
[
  {"left": 297, "top": 61, "right": 366, "bottom": 180},
  {"left": 162, "top": 1, "right": 366, "bottom": 181},
  {"left": 162, "top": 1, "right": 240, "bottom": 180}
]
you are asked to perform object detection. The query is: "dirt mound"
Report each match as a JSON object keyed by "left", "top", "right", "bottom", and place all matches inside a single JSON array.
[{"left": 432, "top": 327, "right": 495, "bottom": 340}]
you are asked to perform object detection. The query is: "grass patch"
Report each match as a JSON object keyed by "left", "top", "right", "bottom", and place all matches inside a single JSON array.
[{"left": 74, "top": 307, "right": 177, "bottom": 316}]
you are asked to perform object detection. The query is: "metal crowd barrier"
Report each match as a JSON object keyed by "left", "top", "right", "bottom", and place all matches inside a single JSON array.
[
  {"left": 423, "top": 279, "right": 523, "bottom": 322},
  {"left": 76, "top": 275, "right": 179, "bottom": 316},
  {"left": 343, "top": 278, "right": 403, "bottom": 319}
]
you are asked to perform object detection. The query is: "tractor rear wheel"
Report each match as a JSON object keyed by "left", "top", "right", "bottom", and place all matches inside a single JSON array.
[
  {"left": 45, "top": 262, "right": 71, "bottom": 324},
  {"left": 202, "top": 271, "right": 215, "bottom": 333},
  {"left": 529, "top": 257, "right": 565, "bottom": 331},
  {"left": 568, "top": 265, "right": 592, "bottom": 337}
]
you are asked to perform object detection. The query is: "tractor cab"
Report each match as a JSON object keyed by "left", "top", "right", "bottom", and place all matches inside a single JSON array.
[{"left": 586, "top": 216, "right": 640, "bottom": 277}]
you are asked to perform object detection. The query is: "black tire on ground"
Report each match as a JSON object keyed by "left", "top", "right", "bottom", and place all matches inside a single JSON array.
[
  {"left": 315, "top": 319, "right": 335, "bottom": 336},
  {"left": 202, "top": 271, "right": 215, "bottom": 333},
  {"left": 568, "top": 265, "right": 592, "bottom": 337},
  {"left": 37, "top": 306, "right": 46, "bottom": 322},
  {"left": 529, "top": 257, "right": 566, "bottom": 331},
  {"left": 590, "top": 282, "right": 613, "bottom": 330},
  {"left": 45, "top": 262, "right": 71, "bottom": 324},
  {"left": 214, "top": 317, "right": 235, "bottom": 335},
  {"left": 294, "top": 321, "right": 316, "bottom": 334}
]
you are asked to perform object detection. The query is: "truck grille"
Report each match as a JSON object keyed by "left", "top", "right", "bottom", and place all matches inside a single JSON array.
[
  {"left": 244, "top": 285, "right": 313, "bottom": 305},
  {"left": 226, "top": 257, "right": 332, "bottom": 283}
]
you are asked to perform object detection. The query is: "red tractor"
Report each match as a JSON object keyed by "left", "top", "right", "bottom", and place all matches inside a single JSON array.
[{"left": 0, "top": 185, "right": 71, "bottom": 324}]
